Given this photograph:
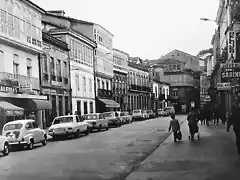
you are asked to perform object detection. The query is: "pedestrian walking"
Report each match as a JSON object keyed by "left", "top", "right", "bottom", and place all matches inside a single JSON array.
[
  {"left": 168, "top": 115, "right": 181, "bottom": 142},
  {"left": 227, "top": 102, "right": 240, "bottom": 156},
  {"left": 187, "top": 107, "right": 200, "bottom": 140}
]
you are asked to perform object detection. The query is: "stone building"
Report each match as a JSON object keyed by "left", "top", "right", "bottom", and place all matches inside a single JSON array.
[
  {"left": 112, "top": 49, "right": 128, "bottom": 111},
  {"left": 40, "top": 31, "right": 71, "bottom": 126}
]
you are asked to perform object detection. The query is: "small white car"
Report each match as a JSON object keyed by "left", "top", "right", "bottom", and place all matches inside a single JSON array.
[
  {"left": 48, "top": 115, "right": 91, "bottom": 139},
  {"left": 81, "top": 113, "right": 108, "bottom": 132},
  {"left": 117, "top": 111, "right": 128, "bottom": 124},
  {"left": 164, "top": 106, "right": 175, "bottom": 116},
  {"left": 158, "top": 109, "right": 166, "bottom": 117},
  {"left": 142, "top": 110, "right": 149, "bottom": 119},
  {"left": 2, "top": 120, "right": 47, "bottom": 150},
  {"left": 121, "top": 112, "right": 132, "bottom": 123},
  {"left": 0, "top": 135, "right": 9, "bottom": 156},
  {"left": 132, "top": 109, "right": 144, "bottom": 121}
]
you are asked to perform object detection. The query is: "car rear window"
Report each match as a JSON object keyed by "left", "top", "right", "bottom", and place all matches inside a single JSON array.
[
  {"left": 53, "top": 116, "right": 73, "bottom": 124},
  {"left": 101, "top": 112, "right": 113, "bottom": 117},
  {"left": 82, "top": 114, "right": 98, "bottom": 120},
  {"left": 133, "top": 110, "right": 140, "bottom": 113},
  {"left": 4, "top": 124, "right": 23, "bottom": 131}
]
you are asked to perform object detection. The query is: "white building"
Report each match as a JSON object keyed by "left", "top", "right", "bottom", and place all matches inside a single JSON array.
[
  {"left": 0, "top": 0, "right": 50, "bottom": 129},
  {"left": 42, "top": 12, "right": 97, "bottom": 115}
]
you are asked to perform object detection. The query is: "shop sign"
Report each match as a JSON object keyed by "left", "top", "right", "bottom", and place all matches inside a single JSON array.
[
  {"left": 221, "top": 71, "right": 240, "bottom": 79},
  {"left": 228, "top": 31, "right": 236, "bottom": 59},
  {"left": 217, "top": 82, "right": 231, "bottom": 90},
  {"left": 0, "top": 85, "right": 18, "bottom": 93},
  {"left": 0, "top": 84, "right": 38, "bottom": 95}
]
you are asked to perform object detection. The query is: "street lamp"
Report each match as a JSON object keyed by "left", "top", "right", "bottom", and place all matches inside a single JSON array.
[{"left": 200, "top": 18, "right": 227, "bottom": 24}]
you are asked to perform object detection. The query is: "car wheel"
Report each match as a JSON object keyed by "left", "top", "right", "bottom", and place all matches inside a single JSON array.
[
  {"left": 98, "top": 125, "right": 102, "bottom": 132},
  {"left": 106, "top": 125, "right": 109, "bottom": 130},
  {"left": 2, "top": 143, "right": 9, "bottom": 156},
  {"left": 27, "top": 140, "right": 34, "bottom": 150},
  {"left": 42, "top": 137, "right": 47, "bottom": 146},
  {"left": 75, "top": 129, "right": 81, "bottom": 138},
  {"left": 85, "top": 127, "right": 90, "bottom": 135}
]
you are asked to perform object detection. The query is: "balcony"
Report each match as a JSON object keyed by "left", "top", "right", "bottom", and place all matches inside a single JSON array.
[
  {"left": 57, "top": 76, "right": 62, "bottom": 82},
  {"left": 43, "top": 73, "right": 49, "bottom": 81},
  {"left": 129, "top": 84, "right": 151, "bottom": 92},
  {"left": 51, "top": 75, "right": 56, "bottom": 81},
  {"left": 64, "top": 78, "right": 68, "bottom": 84},
  {"left": 98, "top": 89, "right": 113, "bottom": 99}
]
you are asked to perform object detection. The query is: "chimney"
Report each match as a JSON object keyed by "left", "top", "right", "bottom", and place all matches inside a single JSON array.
[{"left": 47, "top": 10, "right": 65, "bottom": 16}]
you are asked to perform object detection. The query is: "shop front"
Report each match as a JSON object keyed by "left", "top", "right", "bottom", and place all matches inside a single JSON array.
[
  {"left": 96, "top": 98, "right": 120, "bottom": 113},
  {"left": 41, "top": 88, "right": 71, "bottom": 126},
  {"left": 0, "top": 84, "right": 52, "bottom": 129},
  {"left": 0, "top": 101, "right": 24, "bottom": 133}
]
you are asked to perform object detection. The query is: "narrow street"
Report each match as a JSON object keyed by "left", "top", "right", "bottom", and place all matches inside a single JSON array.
[{"left": 0, "top": 116, "right": 186, "bottom": 180}]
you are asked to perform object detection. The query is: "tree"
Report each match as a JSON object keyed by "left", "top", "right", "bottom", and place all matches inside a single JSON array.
[{"left": 197, "top": 48, "right": 213, "bottom": 57}]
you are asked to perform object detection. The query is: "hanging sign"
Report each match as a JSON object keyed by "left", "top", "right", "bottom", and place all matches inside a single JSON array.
[
  {"left": 228, "top": 31, "right": 236, "bottom": 60},
  {"left": 217, "top": 82, "right": 231, "bottom": 90}
]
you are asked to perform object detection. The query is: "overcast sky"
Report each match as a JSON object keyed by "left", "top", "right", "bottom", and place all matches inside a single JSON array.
[{"left": 32, "top": 0, "right": 219, "bottom": 59}]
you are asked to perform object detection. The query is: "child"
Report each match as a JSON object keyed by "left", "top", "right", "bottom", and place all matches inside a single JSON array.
[{"left": 168, "top": 115, "right": 181, "bottom": 142}]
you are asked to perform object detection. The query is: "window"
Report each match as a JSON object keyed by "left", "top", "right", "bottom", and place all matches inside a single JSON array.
[
  {"left": 106, "top": 82, "right": 109, "bottom": 90},
  {"left": 27, "top": 66, "right": 31, "bottom": 78},
  {"left": 43, "top": 55, "right": 47, "bottom": 73},
  {"left": 102, "top": 81, "right": 105, "bottom": 89},
  {"left": 13, "top": 62, "right": 19, "bottom": 78},
  {"left": 83, "top": 77, "right": 86, "bottom": 92},
  {"left": 64, "top": 61, "right": 67, "bottom": 77},
  {"left": 90, "top": 102, "right": 93, "bottom": 113},
  {"left": 97, "top": 79, "right": 100, "bottom": 89},
  {"left": 57, "top": 59, "right": 61, "bottom": 77},
  {"left": 32, "top": 122, "right": 38, "bottom": 128},
  {"left": 89, "top": 79, "right": 92, "bottom": 92},
  {"left": 50, "top": 57, "right": 55, "bottom": 75},
  {"left": 84, "top": 101, "right": 88, "bottom": 114},
  {"left": 76, "top": 74, "right": 80, "bottom": 91},
  {"left": 173, "top": 90, "right": 178, "bottom": 96}
]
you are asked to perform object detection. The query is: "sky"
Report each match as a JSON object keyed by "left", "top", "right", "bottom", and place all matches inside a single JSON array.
[{"left": 32, "top": 0, "right": 219, "bottom": 60}]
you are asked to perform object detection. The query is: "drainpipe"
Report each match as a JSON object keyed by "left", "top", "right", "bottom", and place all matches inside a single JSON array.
[
  {"left": 93, "top": 54, "right": 97, "bottom": 113},
  {"left": 68, "top": 51, "right": 73, "bottom": 114}
]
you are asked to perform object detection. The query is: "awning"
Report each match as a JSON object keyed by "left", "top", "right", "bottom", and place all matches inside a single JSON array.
[
  {"left": 0, "top": 101, "right": 24, "bottom": 116},
  {"left": 17, "top": 99, "right": 52, "bottom": 110},
  {"left": 98, "top": 98, "right": 120, "bottom": 108}
]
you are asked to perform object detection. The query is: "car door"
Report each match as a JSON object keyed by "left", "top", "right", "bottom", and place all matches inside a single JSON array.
[
  {"left": 25, "top": 122, "right": 36, "bottom": 141},
  {"left": 32, "top": 122, "right": 42, "bottom": 142},
  {"left": 76, "top": 116, "right": 86, "bottom": 132},
  {"left": 99, "top": 114, "right": 106, "bottom": 127}
]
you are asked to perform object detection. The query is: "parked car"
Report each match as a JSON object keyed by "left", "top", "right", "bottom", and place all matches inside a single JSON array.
[
  {"left": 0, "top": 135, "right": 9, "bottom": 156},
  {"left": 101, "top": 112, "right": 122, "bottom": 127},
  {"left": 117, "top": 111, "right": 127, "bottom": 124},
  {"left": 157, "top": 109, "right": 166, "bottom": 117},
  {"left": 81, "top": 113, "right": 108, "bottom": 132},
  {"left": 146, "top": 110, "right": 155, "bottom": 119},
  {"left": 132, "top": 109, "right": 144, "bottom": 121},
  {"left": 164, "top": 106, "right": 175, "bottom": 116},
  {"left": 48, "top": 115, "right": 91, "bottom": 139},
  {"left": 142, "top": 110, "right": 149, "bottom": 119},
  {"left": 122, "top": 111, "right": 133, "bottom": 123},
  {"left": 2, "top": 119, "right": 47, "bottom": 150}
]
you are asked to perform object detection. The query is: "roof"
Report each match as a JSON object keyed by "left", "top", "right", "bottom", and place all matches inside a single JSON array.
[
  {"left": 152, "top": 58, "right": 185, "bottom": 65},
  {"left": 113, "top": 48, "right": 129, "bottom": 56},
  {"left": 23, "top": 0, "right": 46, "bottom": 14},
  {"left": 45, "top": 12, "right": 113, "bottom": 36},
  {"left": 153, "top": 78, "right": 170, "bottom": 85},
  {"left": 4, "top": 119, "right": 34, "bottom": 125},
  {"left": 160, "top": 49, "right": 202, "bottom": 61}
]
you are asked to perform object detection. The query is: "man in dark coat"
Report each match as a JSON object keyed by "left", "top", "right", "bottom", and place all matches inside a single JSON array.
[
  {"left": 187, "top": 107, "right": 199, "bottom": 140},
  {"left": 227, "top": 102, "right": 240, "bottom": 156}
]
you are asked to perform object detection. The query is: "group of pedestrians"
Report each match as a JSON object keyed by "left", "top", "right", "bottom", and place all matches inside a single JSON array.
[{"left": 168, "top": 103, "right": 240, "bottom": 156}]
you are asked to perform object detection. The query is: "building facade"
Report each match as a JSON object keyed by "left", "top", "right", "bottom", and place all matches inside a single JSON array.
[
  {"left": 0, "top": 0, "right": 51, "bottom": 129},
  {"left": 158, "top": 49, "right": 202, "bottom": 71},
  {"left": 42, "top": 12, "right": 97, "bottom": 115},
  {"left": 112, "top": 49, "right": 128, "bottom": 111},
  {"left": 127, "top": 58, "right": 151, "bottom": 111},
  {"left": 64, "top": 18, "right": 118, "bottom": 112},
  {"left": 40, "top": 31, "right": 71, "bottom": 126},
  {"left": 153, "top": 58, "right": 200, "bottom": 113}
]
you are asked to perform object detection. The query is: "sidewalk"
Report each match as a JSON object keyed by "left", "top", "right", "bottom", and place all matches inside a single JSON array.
[{"left": 126, "top": 121, "right": 240, "bottom": 180}]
